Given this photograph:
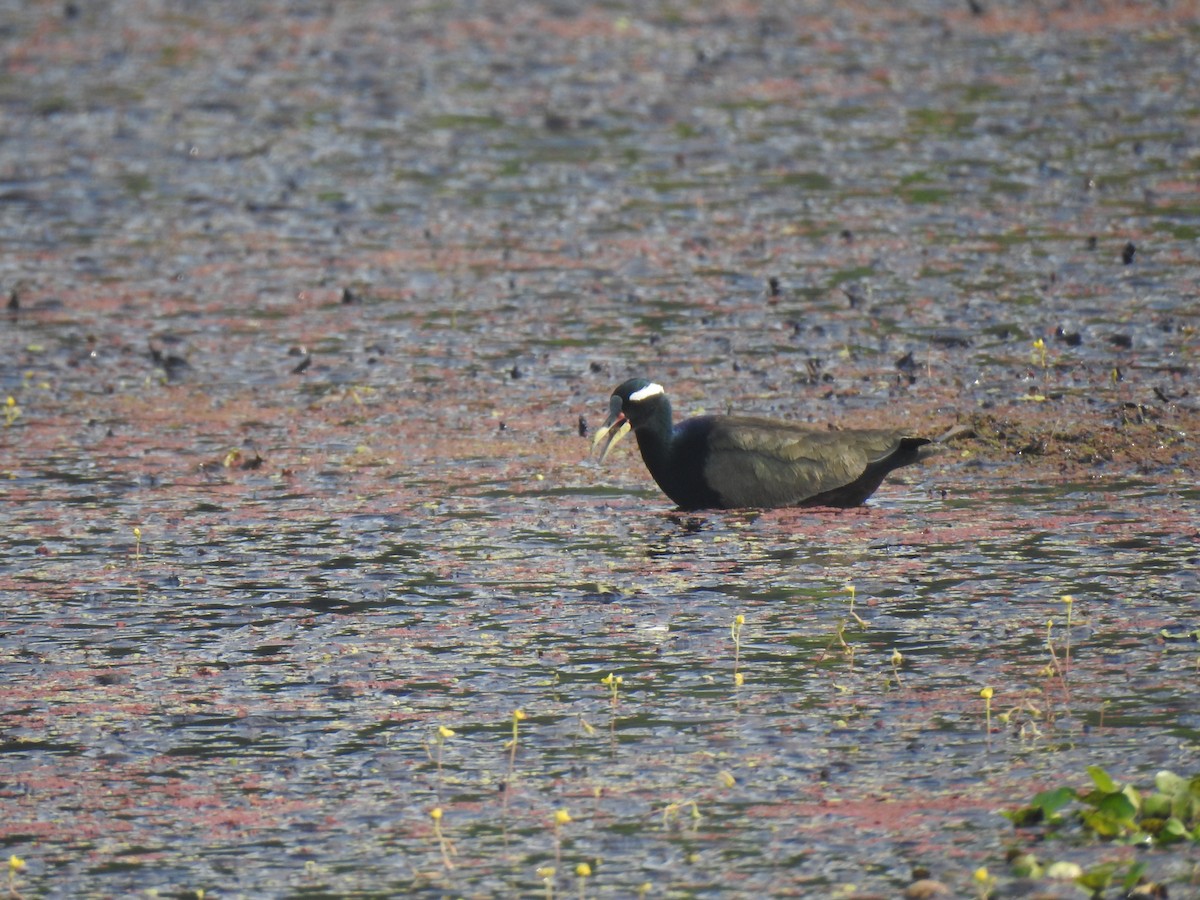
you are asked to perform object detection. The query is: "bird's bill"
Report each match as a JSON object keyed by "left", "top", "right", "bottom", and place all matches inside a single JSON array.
[{"left": 592, "top": 397, "right": 632, "bottom": 463}]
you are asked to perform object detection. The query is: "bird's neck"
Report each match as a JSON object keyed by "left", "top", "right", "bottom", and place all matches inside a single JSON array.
[{"left": 633, "top": 404, "right": 676, "bottom": 481}]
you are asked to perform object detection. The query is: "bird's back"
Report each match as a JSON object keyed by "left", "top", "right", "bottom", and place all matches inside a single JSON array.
[{"left": 700, "top": 415, "right": 928, "bottom": 508}]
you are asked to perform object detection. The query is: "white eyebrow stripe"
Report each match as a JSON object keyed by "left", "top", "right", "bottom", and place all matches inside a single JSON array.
[{"left": 629, "top": 382, "right": 665, "bottom": 402}]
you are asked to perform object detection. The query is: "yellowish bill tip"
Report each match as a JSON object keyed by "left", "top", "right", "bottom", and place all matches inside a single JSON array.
[{"left": 597, "top": 420, "right": 632, "bottom": 463}]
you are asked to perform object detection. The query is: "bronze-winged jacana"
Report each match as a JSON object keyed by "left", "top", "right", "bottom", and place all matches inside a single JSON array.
[{"left": 593, "top": 378, "right": 953, "bottom": 510}]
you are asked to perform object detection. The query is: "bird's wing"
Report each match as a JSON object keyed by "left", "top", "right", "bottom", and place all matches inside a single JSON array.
[{"left": 703, "top": 417, "right": 907, "bottom": 507}]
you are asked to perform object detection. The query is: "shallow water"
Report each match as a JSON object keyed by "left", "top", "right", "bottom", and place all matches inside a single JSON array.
[{"left": 3, "top": 1, "right": 1199, "bottom": 897}]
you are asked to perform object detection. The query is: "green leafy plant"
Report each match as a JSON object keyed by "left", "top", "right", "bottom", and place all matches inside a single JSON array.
[
  {"left": 998, "top": 767, "right": 1200, "bottom": 897},
  {"left": 1004, "top": 766, "right": 1200, "bottom": 844}
]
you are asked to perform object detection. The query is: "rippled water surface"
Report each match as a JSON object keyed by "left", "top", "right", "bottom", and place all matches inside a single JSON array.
[{"left": 2, "top": 1, "right": 1198, "bottom": 897}]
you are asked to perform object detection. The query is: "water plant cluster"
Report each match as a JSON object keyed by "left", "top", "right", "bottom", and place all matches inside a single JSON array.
[{"left": 1001, "top": 767, "right": 1200, "bottom": 897}]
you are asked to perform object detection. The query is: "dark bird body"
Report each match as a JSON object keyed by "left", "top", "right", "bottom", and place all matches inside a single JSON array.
[{"left": 593, "top": 378, "right": 946, "bottom": 511}]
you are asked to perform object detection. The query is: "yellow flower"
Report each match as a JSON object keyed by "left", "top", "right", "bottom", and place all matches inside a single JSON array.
[
  {"left": 513, "top": 709, "right": 526, "bottom": 721},
  {"left": 8, "top": 855, "right": 25, "bottom": 872},
  {"left": 430, "top": 807, "right": 443, "bottom": 821},
  {"left": 575, "top": 862, "right": 592, "bottom": 877},
  {"left": 973, "top": 866, "right": 990, "bottom": 883},
  {"left": 554, "top": 808, "right": 572, "bottom": 825},
  {"left": 437, "top": 725, "right": 455, "bottom": 738},
  {"left": 980, "top": 687, "right": 993, "bottom": 700}
]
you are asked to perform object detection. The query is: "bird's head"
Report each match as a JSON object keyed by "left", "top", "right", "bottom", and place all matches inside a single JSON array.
[{"left": 591, "top": 378, "right": 667, "bottom": 462}]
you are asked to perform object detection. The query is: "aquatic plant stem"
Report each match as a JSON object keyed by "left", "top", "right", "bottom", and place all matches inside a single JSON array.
[
  {"left": 601, "top": 673, "right": 622, "bottom": 750},
  {"left": 973, "top": 866, "right": 995, "bottom": 899},
  {"left": 552, "top": 808, "right": 571, "bottom": 870},
  {"left": 431, "top": 725, "right": 454, "bottom": 793},
  {"left": 980, "top": 687, "right": 994, "bottom": 750},
  {"left": 731, "top": 614, "right": 745, "bottom": 686},
  {"left": 1044, "top": 619, "right": 1072, "bottom": 706},
  {"left": 1061, "top": 595, "right": 1074, "bottom": 671},
  {"left": 575, "top": 862, "right": 591, "bottom": 900},
  {"left": 847, "top": 583, "right": 866, "bottom": 627},
  {"left": 430, "top": 807, "right": 455, "bottom": 870},
  {"left": 503, "top": 709, "right": 526, "bottom": 816},
  {"left": 8, "top": 855, "right": 27, "bottom": 900}
]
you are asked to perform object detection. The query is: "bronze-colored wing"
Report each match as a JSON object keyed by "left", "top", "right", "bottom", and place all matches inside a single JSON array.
[{"left": 702, "top": 416, "right": 919, "bottom": 508}]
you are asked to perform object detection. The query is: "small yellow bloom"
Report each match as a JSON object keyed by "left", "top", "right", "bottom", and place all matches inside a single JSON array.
[
  {"left": 718, "top": 769, "right": 736, "bottom": 788},
  {"left": 513, "top": 709, "right": 526, "bottom": 721},
  {"left": 575, "top": 862, "right": 592, "bottom": 877},
  {"left": 8, "top": 855, "right": 25, "bottom": 872},
  {"left": 1062, "top": 594, "right": 1074, "bottom": 606},
  {"left": 973, "top": 866, "right": 990, "bottom": 883},
  {"left": 430, "top": 807, "right": 443, "bottom": 821},
  {"left": 734, "top": 614, "right": 745, "bottom": 626},
  {"left": 980, "top": 687, "right": 993, "bottom": 700},
  {"left": 537, "top": 866, "right": 556, "bottom": 879},
  {"left": 554, "top": 808, "right": 572, "bottom": 825},
  {"left": 733, "top": 672, "right": 744, "bottom": 687},
  {"left": 437, "top": 725, "right": 455, "bottom": 738},
  {"left": 891, "top": 649, "right": 903, "bottom": 666}
]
